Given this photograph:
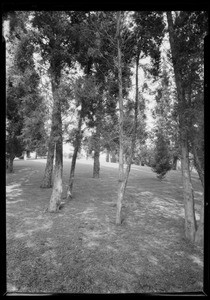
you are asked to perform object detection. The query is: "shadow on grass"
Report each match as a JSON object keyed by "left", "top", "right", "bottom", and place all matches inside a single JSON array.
[{"left": 6, "top": 160, "right": 204, "bottom": 294}]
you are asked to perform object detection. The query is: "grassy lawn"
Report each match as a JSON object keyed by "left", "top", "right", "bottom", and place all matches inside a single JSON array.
[{"left": 6, "top": 158, "right": 204, "bottom": 294}]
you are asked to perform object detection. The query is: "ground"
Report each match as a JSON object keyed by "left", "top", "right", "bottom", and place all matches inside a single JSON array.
[{"left": 6, "top": 158, "right": 204, "bottom": 294}]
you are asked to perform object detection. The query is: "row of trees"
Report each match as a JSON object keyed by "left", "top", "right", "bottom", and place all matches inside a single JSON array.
[{"left": 5, "top": 11, "right": 206, "bottom": 244}]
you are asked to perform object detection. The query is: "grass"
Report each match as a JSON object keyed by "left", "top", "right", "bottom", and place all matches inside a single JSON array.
[{"left": 6, "top": 158, "right": 204, "bottom": 294}]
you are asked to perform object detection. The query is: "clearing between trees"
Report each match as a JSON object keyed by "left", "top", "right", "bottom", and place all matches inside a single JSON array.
[{"left": 6, "top": 159, "right": 203, "bottom": 294}]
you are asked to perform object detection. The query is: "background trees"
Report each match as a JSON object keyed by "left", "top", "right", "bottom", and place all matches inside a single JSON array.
[
  {"left": 5, "top": 11, "right": 47, "bottom": 172},
  {"left": 151, "top": 130, "right": 171, "bottom": 180},
  {"left": 5, "top": 10, "right": 206, "bottom": 245}
]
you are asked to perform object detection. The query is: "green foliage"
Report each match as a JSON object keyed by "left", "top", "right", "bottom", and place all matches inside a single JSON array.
[{"left": 151, "top": 131, "right": 171, "bottom": 180}]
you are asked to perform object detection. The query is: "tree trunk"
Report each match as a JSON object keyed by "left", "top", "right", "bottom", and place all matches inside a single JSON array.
[
  {"left": 48, "top": 141, "right": 63, "bottom": 212},
  {"left": 195, "top": 199, "right": 204, "bottom": 245},
  {"left": 40, "top": 134, "right": 55, "bottom": 188},
  {"left": 93, "top": 123, "right": 100, "bottom": 178},
  {"left": 40, "top": 93, "right": 57, "bottom": 188},
  {"left": 111, "top": 151, "right": 117, "bottom": 163},
  {"left": 8, "top": 155, "right": 15, "bottom": 173},
  {"left": 23, "top": 151, "right": 27, "bottom": 160},
  {"left": 167, "top": 11, "right": 197, "bottom": 242},
  {"left": 106, "top": 149, "right": 110, "bottom": 162},
  {"left": 116, "top": 42, "right": 141, "bottom": 224},
  {"left": 115, "top": 10, "right": 141, "bottom": 224},
  {"left": 172, "top": 155, "right": 178, "bottom": 170},
  {"left": 192, "top": 145, "right": 204, "bottom": 187},
  {"left": 66, "top": 110, "right": 83, "bottom": 200},
  {"left": 48, "top": 69, "right": 63, "bottom": 212},
  {"left": 181, "top": 142, "right": 197, "bottom": 241},
  {"left": 192, "top": 145, "right": 204, "bottom": 245},
  {"left": 116, "top": 11, "right": 124, "bottom": 225}
]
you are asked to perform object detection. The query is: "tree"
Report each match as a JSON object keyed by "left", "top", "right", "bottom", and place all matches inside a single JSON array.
[
  {"left": 15, "top": 37, "right": 48, "bottom": 158},
  {"left": 116, "top": 11, "right": 165, "bottom": 224},
  {"left": 190, "top": 93, "right": 204, "bottom": 187},
  {"left": 6, "top": 65, "right": 25, "bottom": 173},
  {"left": 32, "top": 11, "right": 74, "bottom": 211},
  {"left": 5, "top": 11, "right": 45, "bottom": 172},
  {"left": 151, "top": 55, "right": 180, "bottom": 172},
  {"left": 75, "top": 11, "right": 132, "bottom": 179},
  {"left": 151, "top": 130, "right": 171, "bottom": 180},
  {"left": 166, "top": 11, "right": 207, "bottom": 244},
  {"left": 65, "top": 77, "right": 87, "bottom": 200}
]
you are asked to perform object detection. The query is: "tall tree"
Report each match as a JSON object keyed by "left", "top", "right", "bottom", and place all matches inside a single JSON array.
[
  {"left": 116, "top": 11, "right": 165, "bottom": 224},
  {"left": 5, "top": 11, "right": 46, "bottom": 172},
  {"left": 166, "top": 11, "right": 207, "bottom": 243},
  {"left": 32, "top": 11, "right": 74, "bottom": 211},
  {"left": 116, "top": 11, "right": 125, "bottom": 224},
  {"left": 66, "top": 107, "right": 83, "bottom": 199},
  {"left": 75, "top": 11, "right": 132, "bottom": 179}
]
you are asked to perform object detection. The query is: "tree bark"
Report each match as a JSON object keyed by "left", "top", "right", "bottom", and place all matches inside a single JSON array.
[
  {"left": 40, "top": 93, "right": 57, "bottom": 188},
  {"left": 116, "top": 43, "right": 141, "bottom": 225},
  {"left": 167, "top": 11, "right": 197, "bottom": 242},
  {"left": 66, "top": 110, "right": 83, "bottom": 200},
  {"left": 111, "top": 151, "right": 117, "bottom": 163},
  {"left": 40, "top": 133, "right": 55, "bottom": 188},
  {"left": 192, "top": 145, "right": 204, "bottom": 187},
  {"left": 181, "top": 141, "right": 197, "bottom": 241},
  {"left": 192, "top": 144, "right": 204, "bottom": 245},
  {"left": 172, "top": 155, "right": 178, "bottom": 170},
  {"left": 48, "top": 69, "right": 63, "bottom": 212},
  {"left": 48, "top": 141, "right": 63, "bottom": 212},
  {"left": 93, "top": 122, "right": 100, "bottom": 178},
  {"left": 8, "top": 155, "right": 15, "bottom": 173},
  {"left": 106, "top": 149, "right": 110, "bottom": 162},
  {"left": 116, "top": 11, "right": 141, "bottom": 224},
  {"left": 116, "top": 11, "right": 124, "bottom": 225},
  {"left": 23, "top": 151, "right": 27, "bottom": 160},
  {"left": 195, "top": 199, "right": 204, "bottom": 245}
]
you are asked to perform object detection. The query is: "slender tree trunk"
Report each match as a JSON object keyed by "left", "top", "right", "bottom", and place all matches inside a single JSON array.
[
  {"left": 195, "top": 199, "right": 204, "bottom": 245},
  {"left": 106, "top": 149, "right": 110, "bottom": 162},
  {"left": 48, "top": 70, "right": 63, "bottom": 212},
  {"left": 115, "top": 10, "right": 141, "bottom": 224},
  {"left": 48, "top": 140, "right": 63, "bottom": 212},
  {"left": 181, "top": 141, "right": 197, "bottom": 241},
  {"left": 23, "top": 151, "right": 27, "bottom": 160},
  {"left": 192, "top": 145, "right": 204, "bottom": 187},
  {"left": 111, "top": 151, "right": 117, "bottom": 163},
  {"left": 66, "top": 110, "right": 83, "bottom": 200},
  {"left": 40, "top": 133, "right": 55, "bottom": 188},
  {"left": 8, "top": 155, "right": 15, "bottom": 173},
  {"left": 172, "top": 155, "right": 178, "bottom": 170},
  {"left": 167, "top": 11, "right": 197, "bottom": 242},
  {"left": 93, "top": 122, "right": 100, "bottom": 178},
  {"left": 116, "top": 11, "right": 124, "bottom": 225},
  {"left": 40, "top": 96, "right": 57, "bottom": 188},
  {"left": 116, "top": 42, "right": 141, "bottom": 224},
  {"left": 192, "top": 144, "right": 204, "bottom": 245}
]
